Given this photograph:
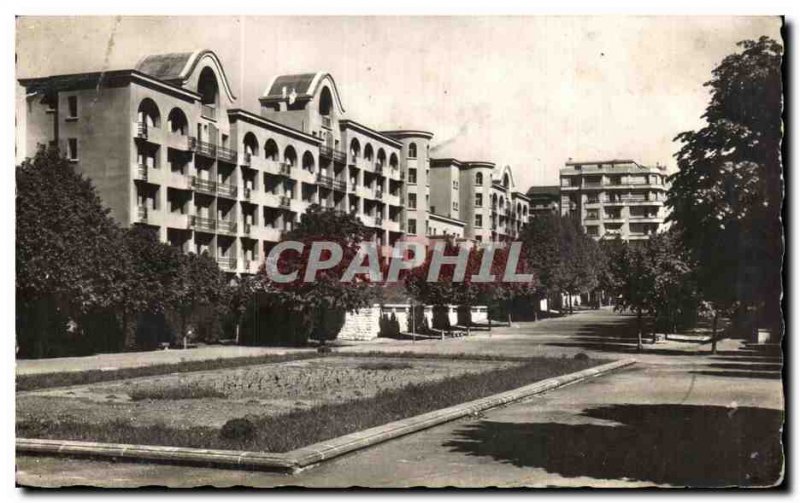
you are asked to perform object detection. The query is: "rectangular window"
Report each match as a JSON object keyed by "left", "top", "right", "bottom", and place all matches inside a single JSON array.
[
  {"left": 67, "top": 138, "right": 78, "bottom": 161},
  {"left": 452, "top": 202, "right": 458, "bottom": 211},
  {"left": 408, "top": 168, "right": 417, "bottom": 184},
  {"left": 475, "top": 193, "right": 483, "bottom": 207},
  {"left": 67, "top": 96, "right": 78, "bottom": 119},
  {"left": 475, "top": 215, "right": 483, "bottom": 228},
  {"left": 408, "top": 218, "right": 417, "bottom": 235},
  {"left": 408, "top": 193, "right": 417, "bottom": 209}
]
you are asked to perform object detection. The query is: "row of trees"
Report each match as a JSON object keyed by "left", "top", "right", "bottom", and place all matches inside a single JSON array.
[{"left": 17, "top": 147, "right": 233, "bottom": 358}]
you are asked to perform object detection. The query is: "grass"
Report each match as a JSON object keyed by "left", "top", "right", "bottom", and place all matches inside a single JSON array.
[
  {"left": 17, "top": 356, "right": 602, "bottom": 453},
  {"left": 16, "top": 353, "right": 318, "bottom": 392}
]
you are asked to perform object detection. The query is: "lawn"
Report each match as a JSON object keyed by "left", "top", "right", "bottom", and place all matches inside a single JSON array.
[{"left": 17, "top": 354, "right": 601, "bottom": 453}]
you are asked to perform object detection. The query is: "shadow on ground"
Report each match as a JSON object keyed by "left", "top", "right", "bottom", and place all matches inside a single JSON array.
[{"left": 444, "top": 404, "right": 784, "bottom": 487}]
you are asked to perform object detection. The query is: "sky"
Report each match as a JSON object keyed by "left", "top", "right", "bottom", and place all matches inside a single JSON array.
[{"left": 15, "top": 16, "right": 782, "bottom": 190}]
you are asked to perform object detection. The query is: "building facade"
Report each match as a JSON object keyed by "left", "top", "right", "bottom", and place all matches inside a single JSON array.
[
  {"left": 526, "top": 185, "right": 560, "bottom": 220},
  {"left": 428, "top": 159, "right": 529, "bottom": 244},
  {"left": 19, "top": 49, "right": 531, "bottom": 274},
  {"left": 559, "top": 159, "right": 668, "bottom": 240}
]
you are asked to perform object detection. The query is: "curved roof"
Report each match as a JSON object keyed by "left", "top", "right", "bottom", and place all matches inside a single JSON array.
[
  {"left": 135, "top": 49, "right": 237, "bottom": 101},
  {"left": 260, "top": 72, "right": 345, "bottom": 112}
]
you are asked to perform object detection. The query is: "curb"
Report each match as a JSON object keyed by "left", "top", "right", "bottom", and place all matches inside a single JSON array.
[{"left": 17, "top": 358, "right": 636, "bottom": 473}]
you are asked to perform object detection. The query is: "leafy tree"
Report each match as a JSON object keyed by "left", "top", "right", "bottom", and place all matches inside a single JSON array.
[
  {"left": 16, "top": 145, "right": 130, "bottom": 357},
  {"left": 646, "top": 232, "right": 699, "bottom": 340},
  {"left": 607, "top": 232, "right": 697, "bottom": 351},
  {"left": 251, "top": 205, "right": 376, "bottom": 346},
  {"left": 119, "top": 226, "right": 183, "bottom": 348},
  {"left": 172, "top": 251, "right": 228, "bottom": 345},
  {"left": 520, "top": 214, "right": 602, "bottom": 314},
  {"left": 608, "top": 241, "right": 654, "bottom": 351},
  {"left": 668, "top": 36, "right": 783, "bottom": 342}
]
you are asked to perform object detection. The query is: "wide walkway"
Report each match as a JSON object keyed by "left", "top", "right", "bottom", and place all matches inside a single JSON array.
[
  {"left": 16, "top": 310, "right": 784, "bottom": 488},
  {"left": 17, "top": 346, "right": 314, "bottom": 376}
]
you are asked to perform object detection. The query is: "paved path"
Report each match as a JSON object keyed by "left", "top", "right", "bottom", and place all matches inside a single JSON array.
[
  {"left": 16, "top": 310, "right": 784, "bottom": 488},
  {"left": 16, "top": 346, "right": 314, "bottom": 376}
]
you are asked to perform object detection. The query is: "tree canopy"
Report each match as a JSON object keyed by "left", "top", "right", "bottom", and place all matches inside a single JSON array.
[{"left": 668, "top": 36, "right": 783, "bottom": 336}]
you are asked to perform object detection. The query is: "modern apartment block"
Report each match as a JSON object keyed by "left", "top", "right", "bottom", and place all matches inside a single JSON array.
[
  {"left": 18, "top": 49, "right": 531, "bottom": 274},
  {"left": 559, "top": 159, "right": 668, "bottom": 240}
]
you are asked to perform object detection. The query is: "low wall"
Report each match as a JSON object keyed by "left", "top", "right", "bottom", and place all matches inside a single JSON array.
[
  {"left": 338, "top": 304, "right": 489, "bottom": 341},
  {"left": 337, "top": 304, "right": 381, "bottom": 341}
]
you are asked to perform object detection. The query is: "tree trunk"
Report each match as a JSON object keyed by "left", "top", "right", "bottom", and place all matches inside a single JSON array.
[
  {"left": 637, "top": 308, "right": 643, "bottom": 352},
  {"left": 711, "top": 310, "right": 719, "bottom": 354},
  {"left": 121, "top": 310, "right": 132, "bottom": 350}
]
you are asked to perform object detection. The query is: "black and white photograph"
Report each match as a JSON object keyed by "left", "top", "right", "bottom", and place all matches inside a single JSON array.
[{"left": 10, "top": 10, "right": 787, "bottom": 490}]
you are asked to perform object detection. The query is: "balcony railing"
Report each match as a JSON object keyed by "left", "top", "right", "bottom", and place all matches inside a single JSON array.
[
  {"left": 193, "top": 139, "right": 216, "bottom": 158},
  {"left": 216, "top": 181, "right": 238, "bottom": 199},
  {"left": 321, "top": 116, "right": 332, "bottom": 129},
  {"left": 279, "top": 196, "right": 292, "bottom": 209},
  {"left": 217, "top": 145, "right": 237, "bottom": 164},
  {"left": 243, "top": 187, "right": 252, "bottom": 200},
  {"left": 243, "top": 223, "right": 252, "bottom": 235},
  {"left": 279, "top": 163, "right": 292, "bottom": 176},
  {"left": 201, "top": 104, "right": 217, "bottom": 121},
  {"left": 217, "top": 257, "right": 237, "bottom": 271},
  {"left": 191, "top": 216, "right": 216, "bottom": 233},
  {"left": 317, "top": 174, "right": 347, "bottom": 191},
  {"left": 190, "top": 138, "right": 237, "bottom": 164},
  {"left": 242, "top": 152, "right": 252, "bottom": 166},
  {"left": 374, "top": 163, "right": 384, "bottom": 174},
  {"left": 320, "top": 145, "right": 347, "bottom": 164},
  {"left": 374, "top": 216, "right": 384, "bottom": 226},
  {"left": 135, "top": 164, "right": 148, "bottom": 181},
  {"left": 137, "top": 206, "right": 148, "bottom": 222},
  {"left": 217, "top": 219, "right": 238, "bottom": 234},
  {"left": 191, "top": 176, "right": 217, "bottom": 195},
  {"left": 135, "top": 121, "right": 148, "bottom": 140}
]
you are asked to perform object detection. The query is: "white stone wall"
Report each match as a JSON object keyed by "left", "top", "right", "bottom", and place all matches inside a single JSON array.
[
  {"left": 338, "top": 303, "right": 490, "bottom": 340},
  {"left": 472, "top": 306, "right": 488, "bottom": 322},
  {"left": 338, "top": 304, "right": 381, "bottom": 341}
]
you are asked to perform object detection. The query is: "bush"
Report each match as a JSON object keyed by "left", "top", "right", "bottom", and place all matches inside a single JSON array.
[
  {"left": 219, "top": 418, "right": 256, "bottom": 441},
  {"left": 129, "top": 383, "right": 225, "bottom": 401},
  {"left": 357, "top": 361, "right": 414, "bottom": 371}
]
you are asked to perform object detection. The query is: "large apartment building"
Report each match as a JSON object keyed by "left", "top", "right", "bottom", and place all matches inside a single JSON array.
[
  {"left": 428, "top": 159, "right": 529, "bottom": 244},
  {"left": 18, "top": 49, "right": 530, "bottom": 274},
  {"left": 559, "top": 159, "right": 668, "bottom": 240}
]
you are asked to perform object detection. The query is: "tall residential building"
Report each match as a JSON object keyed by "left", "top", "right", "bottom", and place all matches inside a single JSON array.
[
  {"left": 559, "top": 159, "right": 668, "bottom": 240},
  {"left": 429, "top": 160, "right": 529, "bottom": 243},
  {"left": 18, "top": 48, "right": 531, "bottom": 275}
]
